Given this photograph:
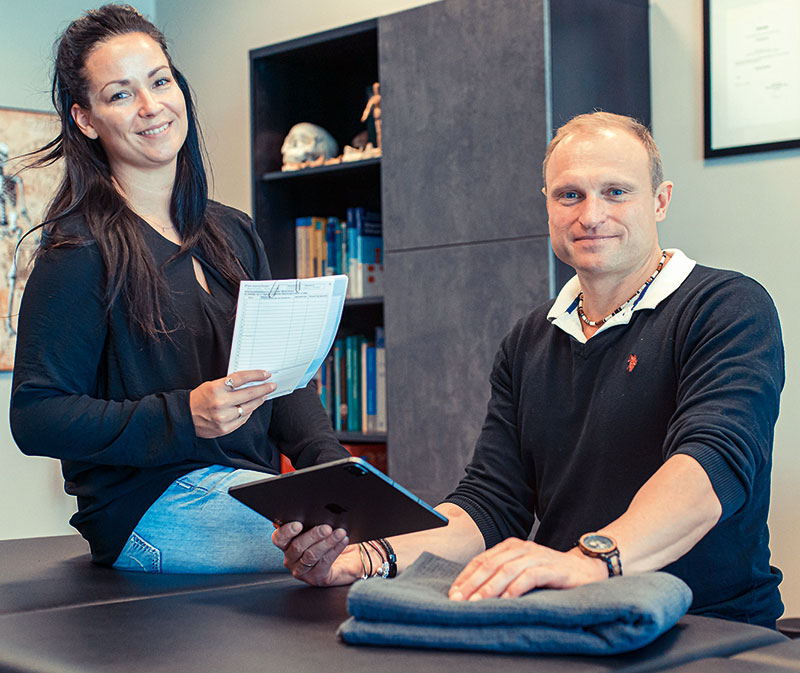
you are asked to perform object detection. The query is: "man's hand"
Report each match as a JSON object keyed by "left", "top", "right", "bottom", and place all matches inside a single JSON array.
[
  {"left": 448, "top": 537, "right": 608, "bottom": 601},
  {"left": 272, "top": 522, "right": 362, "bottom": 586}
]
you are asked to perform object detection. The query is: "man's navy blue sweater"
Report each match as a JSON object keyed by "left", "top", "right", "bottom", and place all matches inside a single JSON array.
[{"left": 446, "top": 265, "right": 784, "bottom": 628}]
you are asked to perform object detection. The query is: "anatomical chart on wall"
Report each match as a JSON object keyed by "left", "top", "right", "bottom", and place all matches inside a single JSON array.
[{"left": 0, "top": 108, "right": 61, "bottom": 370}]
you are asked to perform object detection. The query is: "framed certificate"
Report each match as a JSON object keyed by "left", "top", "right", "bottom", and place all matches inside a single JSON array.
[{"left": 703, "top": 0, "right": 800, "bottom": 157}]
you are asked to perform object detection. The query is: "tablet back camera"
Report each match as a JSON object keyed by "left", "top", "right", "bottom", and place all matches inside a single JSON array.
[{"left": 345, "top": 464, "right": 368, "bottom": 477}]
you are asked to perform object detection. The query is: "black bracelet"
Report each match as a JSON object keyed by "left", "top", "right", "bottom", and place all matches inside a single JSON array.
[
  {"left": 365, "top": 542, "right": 374, "bottom": 577},
  {"left": 364, "top": 540, "right": 383, "bottom": 577},
  {"left": 367, "top": 540, "right": 389, "bottom": 578},
  {"left": 366, "top": 540, "right": 384, "bottom": 562},
  {"left": 377, "top": 538, "right": 397, "bottom": 578}
]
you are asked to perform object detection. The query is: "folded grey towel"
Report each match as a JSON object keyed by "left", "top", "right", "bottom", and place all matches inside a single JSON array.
[{"left": 338, "top": 552, "right": 692, "bottom": 655}]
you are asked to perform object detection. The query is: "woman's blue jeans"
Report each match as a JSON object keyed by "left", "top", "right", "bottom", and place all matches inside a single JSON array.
[{"left": 112, "top": 465, "right": 287, "bottom": 573}]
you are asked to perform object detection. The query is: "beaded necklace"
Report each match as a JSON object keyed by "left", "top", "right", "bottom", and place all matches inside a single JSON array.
[{"left": 577, "top": 250, "right": 668, "bottom": 327}]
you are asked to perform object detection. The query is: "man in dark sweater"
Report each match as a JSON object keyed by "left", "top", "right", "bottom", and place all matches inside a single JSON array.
[{"left": 275, "top": 112, "right": 784, "bottom": 628}]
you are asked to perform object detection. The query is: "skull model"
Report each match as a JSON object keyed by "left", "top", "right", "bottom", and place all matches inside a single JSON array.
[{"left": 281, "top": 123, "right": 338, "bottom": 166}]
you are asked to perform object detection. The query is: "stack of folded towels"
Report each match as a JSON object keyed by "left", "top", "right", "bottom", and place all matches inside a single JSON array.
[{"left": 338, "top": 552, "right": 692, "bottom": 655}]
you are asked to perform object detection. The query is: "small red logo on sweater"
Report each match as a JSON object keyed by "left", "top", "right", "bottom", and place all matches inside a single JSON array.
[{"left": 626, "top": 354, "right": 638, "bottom": 372}]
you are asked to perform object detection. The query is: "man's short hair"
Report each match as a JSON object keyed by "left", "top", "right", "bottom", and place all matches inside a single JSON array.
[{"left": 542, "top": 112, "right": 664, "bottom": 193}]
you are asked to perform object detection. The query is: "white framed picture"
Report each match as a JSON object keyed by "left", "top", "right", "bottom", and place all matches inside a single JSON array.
[{"left": 704, "top": 0, "right": 800, "bottom": 157}]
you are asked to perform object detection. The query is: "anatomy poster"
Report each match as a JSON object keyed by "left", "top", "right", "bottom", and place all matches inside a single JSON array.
[{"left": 0, "top": 107, "right": 61, "bottom": 370}]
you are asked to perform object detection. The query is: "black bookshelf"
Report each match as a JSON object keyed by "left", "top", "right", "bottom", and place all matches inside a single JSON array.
[
  {"left": 250, "top": 21, "right": 384, "bottom": 447},
  {"left": 261, "top": 157, "right": 380, "bottom": 183},
  {"left": 250, "top": 20, "right": 380, "bottom": 281},
  {"left": 337, "top": 432, "right": 387, "bottom": 444}
]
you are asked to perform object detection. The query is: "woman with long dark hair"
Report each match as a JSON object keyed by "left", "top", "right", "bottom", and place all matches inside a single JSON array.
[{"left": 10, "top": 4, "right": 348, "bottom": 572}]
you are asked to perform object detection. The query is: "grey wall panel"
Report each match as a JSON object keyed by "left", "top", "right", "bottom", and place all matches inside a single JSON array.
[
  {"left": 375, "top": 0, "right": 650, "bottom": 505},
  {"left": 549, "top": 0, "right": 651, "bottom": 129},
  {"left": 383, "top": 237, "right": 551, "bottom": 504},
  {"left": 379, "top": 0, "right": 550, "bottom": 252}
]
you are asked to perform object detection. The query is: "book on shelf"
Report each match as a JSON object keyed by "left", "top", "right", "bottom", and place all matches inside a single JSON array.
[
  {"left": 326, "top": 217, "right": 344, "bottom": 277},
  {"left": 332, "top": 339, "right": 345, "bottom": 431},
  {"left": 313, "top": 355, "right": 333, "bottom": 414},
  {"left": 313, "top": 217, "right": 326, "bottom": 277},
  {"left": 345, "top": 334, "right": 364, "bottom": 432},
  {"left": 346, "top": 207, "right": 383, "bottom": 298},
  {"left": 315, "top": 326, "right": 386, "bottom": 436},
  {"left": 295, "top": 217, "right": 309, "bottom": 278},
  {"left": 363, "top": 342, "right": 377, "bottom": 433},
  {"left": 295, "top": 216, "right": 327, "bottom": 278},
  {"left": 297, "top": 210, "right": 382, "bottom": 299},
  {"left": 375, "top": 326, "right": 387, "bottom": 433},
  {"left": 284, "top": 325, "right": 385, "bottom": 475}
]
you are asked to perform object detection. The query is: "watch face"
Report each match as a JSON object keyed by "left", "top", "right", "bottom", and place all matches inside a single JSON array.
[{"left": 580, "top": 533, "right": 615, "bottom": 553}]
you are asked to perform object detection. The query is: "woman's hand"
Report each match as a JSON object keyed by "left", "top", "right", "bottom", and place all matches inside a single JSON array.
[
  {"left": 272, "top": 522, "right": 363, "bottom": 586},
  {"left": 190, "top": 370, "right": 276, "bottom": 438}
]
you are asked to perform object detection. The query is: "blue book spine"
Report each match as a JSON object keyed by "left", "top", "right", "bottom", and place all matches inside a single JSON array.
[
  {"left": 366, "top": 345, "right": 377, "bottom": 432},
  {"left": 352, "top": 208, "right": 383, "bottom": 297},
  {"left": 357, "top": 234, "right": 382, "bottom": 264},
  {"left": 346, "top": 222, "right": 360, "bottom": 297},
  {"left": 351, "top": 207, "right": 383, "bottom": 238},
  {"left": 326, "top": 218, "right": 339, "bottom": 275},
  {"left": 363, "top": 212, "right": 382, "bottom": 238},
  {"left": 345, "top": 336, "right": 360, "bottom": 432},
  {"left": 332, "top": 340, "right": 343, "bottom": 431}
]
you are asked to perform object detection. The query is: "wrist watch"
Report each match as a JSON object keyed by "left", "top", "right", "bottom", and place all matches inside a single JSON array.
[{"left": 577, "top": 533, "right": 622, "bottom": 577}]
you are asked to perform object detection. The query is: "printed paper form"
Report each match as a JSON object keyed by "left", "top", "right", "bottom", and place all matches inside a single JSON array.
[{"left": 227, "top": 275, "right": 348, "bottom": 398}]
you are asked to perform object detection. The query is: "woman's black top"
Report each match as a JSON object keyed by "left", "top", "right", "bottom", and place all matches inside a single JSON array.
[{"left": 10, "top": 202, "right": 347, "bottom": 565}]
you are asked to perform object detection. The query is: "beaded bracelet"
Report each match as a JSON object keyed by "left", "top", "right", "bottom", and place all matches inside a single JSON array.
[
  {"left": 367, "top": 540, "right": 390, "bottom": 578},
  {"left": 376, "top": 538, "right": 397, "bottom": 578}
]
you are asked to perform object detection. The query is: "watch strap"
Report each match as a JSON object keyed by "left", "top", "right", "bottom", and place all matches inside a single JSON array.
[{"left": 601, "top": 549, "right": 622, "bottom": 577}]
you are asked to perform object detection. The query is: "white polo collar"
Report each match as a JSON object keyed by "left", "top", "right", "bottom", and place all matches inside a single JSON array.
[{"left": 547, "top": 249, "right": 696, "bottom": 343}]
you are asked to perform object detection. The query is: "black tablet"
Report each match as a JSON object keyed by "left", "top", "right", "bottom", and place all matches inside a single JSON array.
[{"left": 228, "top": 457, "right": 448, "bottom": 543}]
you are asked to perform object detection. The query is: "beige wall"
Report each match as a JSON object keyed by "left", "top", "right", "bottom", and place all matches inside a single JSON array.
[
  {"left": 0, "top": 0, "right": 154, "bottom": 111},
  {"left": 0, "top": 0, "right": 156, "bottom": 540},
  {"left": 651, "top": 0, "right": 800, "bottom": 617},
  {"left": 1, "top": 0, "right": 796, "bottom": 618}
]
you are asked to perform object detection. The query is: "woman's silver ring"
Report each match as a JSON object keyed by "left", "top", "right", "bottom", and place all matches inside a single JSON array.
[
  {"left": 224, "top": 377, "right": 235, "bottom": 390},
  {"left": 301, "top": 560, "right": 315, "bottom": 568},
  {"left": 236, "top": 405, "right": 243, "bottom": 419}
]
